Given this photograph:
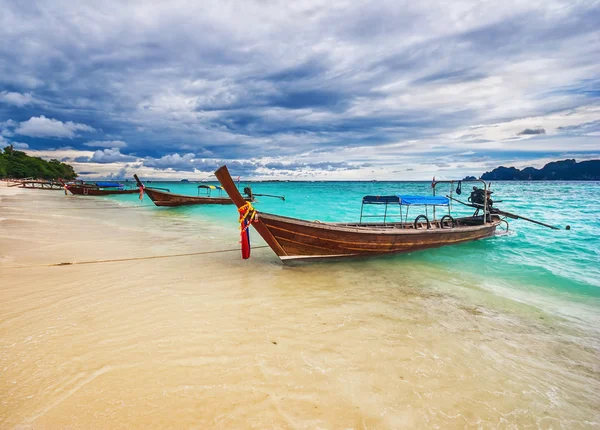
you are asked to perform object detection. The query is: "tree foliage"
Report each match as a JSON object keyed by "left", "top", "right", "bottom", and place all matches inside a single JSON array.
[{"left": 0, "top": 145, "right": 77, "bottom": 179}]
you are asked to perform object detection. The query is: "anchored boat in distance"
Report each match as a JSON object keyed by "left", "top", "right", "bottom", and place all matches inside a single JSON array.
[
  {"left": 59, "top": 179, "right": 139, "bottom": 196},
  {"left": 133, "top": 174, "right": 249, "bottom": 206},
  {"left": 133, "top": 174, "right": 248, "bottom": 206},
  {"left": 134, "top": 174, "right": 285, "bottom": 207}
]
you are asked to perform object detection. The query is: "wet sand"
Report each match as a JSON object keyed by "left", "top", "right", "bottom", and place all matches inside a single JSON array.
[{"left": 1, "top": 185, "right": 599, "bottom": 428}]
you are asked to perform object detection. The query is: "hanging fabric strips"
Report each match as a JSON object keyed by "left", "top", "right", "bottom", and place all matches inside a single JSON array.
[
  {"left": 59, "top": 178, "right": 70, "bottom": 195},
  {"left": 238, "top": 202, "right": 257, "bottom": 259},
  {"left": 138, "top": 183, "right": 144, "bottom": 201}
]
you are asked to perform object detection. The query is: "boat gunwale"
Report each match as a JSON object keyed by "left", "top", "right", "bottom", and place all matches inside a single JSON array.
[
  {"left": 258, "top": 211, "right": 501, "bottom": 235},
  {"left": 144, "top": 187, "right": 229, "bottom": 201}
]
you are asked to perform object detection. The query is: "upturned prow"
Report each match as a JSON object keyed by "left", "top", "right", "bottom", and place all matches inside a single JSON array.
[
  {"left": 215, "top": 165, "right": 288, "bottom": 257},
  {"left": 133, "top": 174, "right": 143, "bottom": 188},
  {"left": 214, "top": 165, "right": 247, "bottom": 208}
]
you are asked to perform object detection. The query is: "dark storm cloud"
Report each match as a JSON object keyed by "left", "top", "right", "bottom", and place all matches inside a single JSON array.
[{"left": 518, "top": 128, "right": 546, "bottom": 135}]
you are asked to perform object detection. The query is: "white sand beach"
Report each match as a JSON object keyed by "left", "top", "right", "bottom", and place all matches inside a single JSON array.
[{"left": 1, "top": 184, "right": 599, "bottom": 428}]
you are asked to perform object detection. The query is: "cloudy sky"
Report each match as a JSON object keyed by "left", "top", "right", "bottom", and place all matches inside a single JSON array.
[{"left": 1, "top": 0, "right": 599, "bottom": 180}]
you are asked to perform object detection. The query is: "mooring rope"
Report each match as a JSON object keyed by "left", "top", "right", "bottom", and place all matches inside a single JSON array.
[{"left": 2, "top": 246, "right": 270, "bottom": 269}]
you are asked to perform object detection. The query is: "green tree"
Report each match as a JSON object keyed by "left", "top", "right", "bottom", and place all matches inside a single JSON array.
[{"left": 0, "top": 146, "right": 78, "bottom": 180}]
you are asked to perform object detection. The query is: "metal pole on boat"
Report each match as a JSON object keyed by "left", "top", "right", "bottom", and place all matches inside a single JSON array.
[
  {"left": 383, "top": 201, "right": 388, "bottom": 225},
  {"left": 432, "top": 183, "right": 437, "bottom": 221},
  {"left": 493, "top": 209, "right": 563, "bottom": 230},
  {"left": 252, "top": 193, "right": 285, "bottom": 201},
  {"left": 483, "top": 180, "right": 488, "bottom": 224},
  {"left": 399, "top": 203, "right": 403, "bottom": 228},
  {"left": 360, "top": 204, "right": 363, "bottom": 224}
]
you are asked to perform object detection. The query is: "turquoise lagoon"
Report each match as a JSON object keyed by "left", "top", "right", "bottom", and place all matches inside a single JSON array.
[{"left": 110, "top": 180, "right": 600, "bottom": 323}]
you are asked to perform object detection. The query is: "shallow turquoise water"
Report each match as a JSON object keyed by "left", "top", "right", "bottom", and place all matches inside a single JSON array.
[{"left": 111, "top": 180, "right": 600, "bottom": 305}]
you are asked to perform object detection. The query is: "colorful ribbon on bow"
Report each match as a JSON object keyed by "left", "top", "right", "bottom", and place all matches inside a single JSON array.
[{"left": 238, "top": 202, "right": 257, "bottom": 259}]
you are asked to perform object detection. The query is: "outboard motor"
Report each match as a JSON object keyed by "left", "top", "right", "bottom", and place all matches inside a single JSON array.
[
  {"left": 469, "top": 186, "right": 494, "bottom": 208},
  {"left": 243, "top": 186, "right": 253, "bottom": 199}
]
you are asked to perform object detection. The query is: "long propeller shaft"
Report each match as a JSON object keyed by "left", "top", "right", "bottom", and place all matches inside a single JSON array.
[{"left": 445, "top": 195, "right": 564, "bottom": 230}]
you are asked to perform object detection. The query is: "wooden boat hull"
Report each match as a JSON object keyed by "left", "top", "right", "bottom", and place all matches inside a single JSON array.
[
  {"left": 256, "top": 213, "right": 500, "bottom": 260},
  {"left": 214, "top": 165, "right": 500, "bottom": 262},
  {"left": 68, "top": 185, "right": 139, "bottom": 196},
  {"left": 143, "top": 187, "right": 237, "bottom": 206}
]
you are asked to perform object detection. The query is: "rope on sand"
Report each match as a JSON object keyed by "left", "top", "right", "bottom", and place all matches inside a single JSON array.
[{"left": 2, "top": 246, "right": 270, "bottom": 269}]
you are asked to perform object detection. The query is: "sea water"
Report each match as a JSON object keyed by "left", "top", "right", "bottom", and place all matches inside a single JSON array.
[{"left": 114, "top": 180, "right": 600, "bottom": 302}]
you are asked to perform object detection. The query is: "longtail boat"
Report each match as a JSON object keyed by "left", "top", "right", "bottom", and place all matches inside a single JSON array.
[
  {"left": 133, "top": 174, "right": 254, "bottom": 206},
  {"left": 60, "top": 180, "right": 139, "bottom": 196},
  {"left": 215, "top": 165, "right": 561, "bottom": 262}
]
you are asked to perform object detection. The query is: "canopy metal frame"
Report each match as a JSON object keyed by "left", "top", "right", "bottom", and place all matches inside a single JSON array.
[
  {"left": 198, "top": 185, "right": 224, "bottom": 197},
  {"left": 359, "top": 196, "right": 449, "bottom": 227},
  {"left": 359, "top": 178, "right": 490, "bottom": 228},
  {"left": 359, "top": 196, "right": 402, "bottom": 225}
]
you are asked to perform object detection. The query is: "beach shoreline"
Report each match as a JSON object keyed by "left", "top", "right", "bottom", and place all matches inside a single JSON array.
[{"left": 1, "top": 184, "right": 599, "bottom": 428}]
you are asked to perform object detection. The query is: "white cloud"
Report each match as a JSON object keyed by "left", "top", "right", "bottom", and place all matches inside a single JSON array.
[
  {"left": 27, "top": 148, "right": 94, "bottom": 160},
  {"left": 143, "top": 153, "right": 196, "bottom": 170},
  {"left": 15, "top": 116, "right": 95, "bottom": 138},
  {"left": 83, "top": 140, "right": 127, "bottom": 148},
  {"left": 0, "top": 119, "right": 17, "bottom": 128},
  {"left": 0, "top": 128, "right": 28, "bottom": 150},
  {"left": 0, "top": 91, "right": 37, "bottom": 106},
  {"left": 0, "top": 135, "right": 28, "bottom": 149},
  {"left": 105, "top": 166, "right": 129, "bottom": 180},
  {"left": 89, "top": 148, "right": 137, "bottom": 163},
  {"left": 445, "top": 105, "right": 600, "bottom": 145},
  {"left": 0, "top": 119, "right": 17, "bottom": 137}
]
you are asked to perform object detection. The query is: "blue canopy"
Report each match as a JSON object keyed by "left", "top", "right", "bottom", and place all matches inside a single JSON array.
[
  {"left": 362, "top": 195, "right": 400, "bottom": 204},
  {"left": 397, "top": 195, "right": 449, "bottom": 206},
  {"left": 198, "top": 184, "right": 223, "bottom": 190},
  {"left": 95, "top": 182, "right": 122, "bottom": 188}
]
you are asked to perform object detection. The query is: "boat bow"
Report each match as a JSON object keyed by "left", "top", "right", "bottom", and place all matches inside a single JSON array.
[{"left": 214, "top": 165, "right": 288, "bottom": 257}]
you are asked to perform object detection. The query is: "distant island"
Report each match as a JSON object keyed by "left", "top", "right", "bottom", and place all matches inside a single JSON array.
[
  {"left": 467, "top": 159, "right": 599, "bottom": 181},
  {"left": 0, "top": 145, "right": 77, "bottom": 180}
]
